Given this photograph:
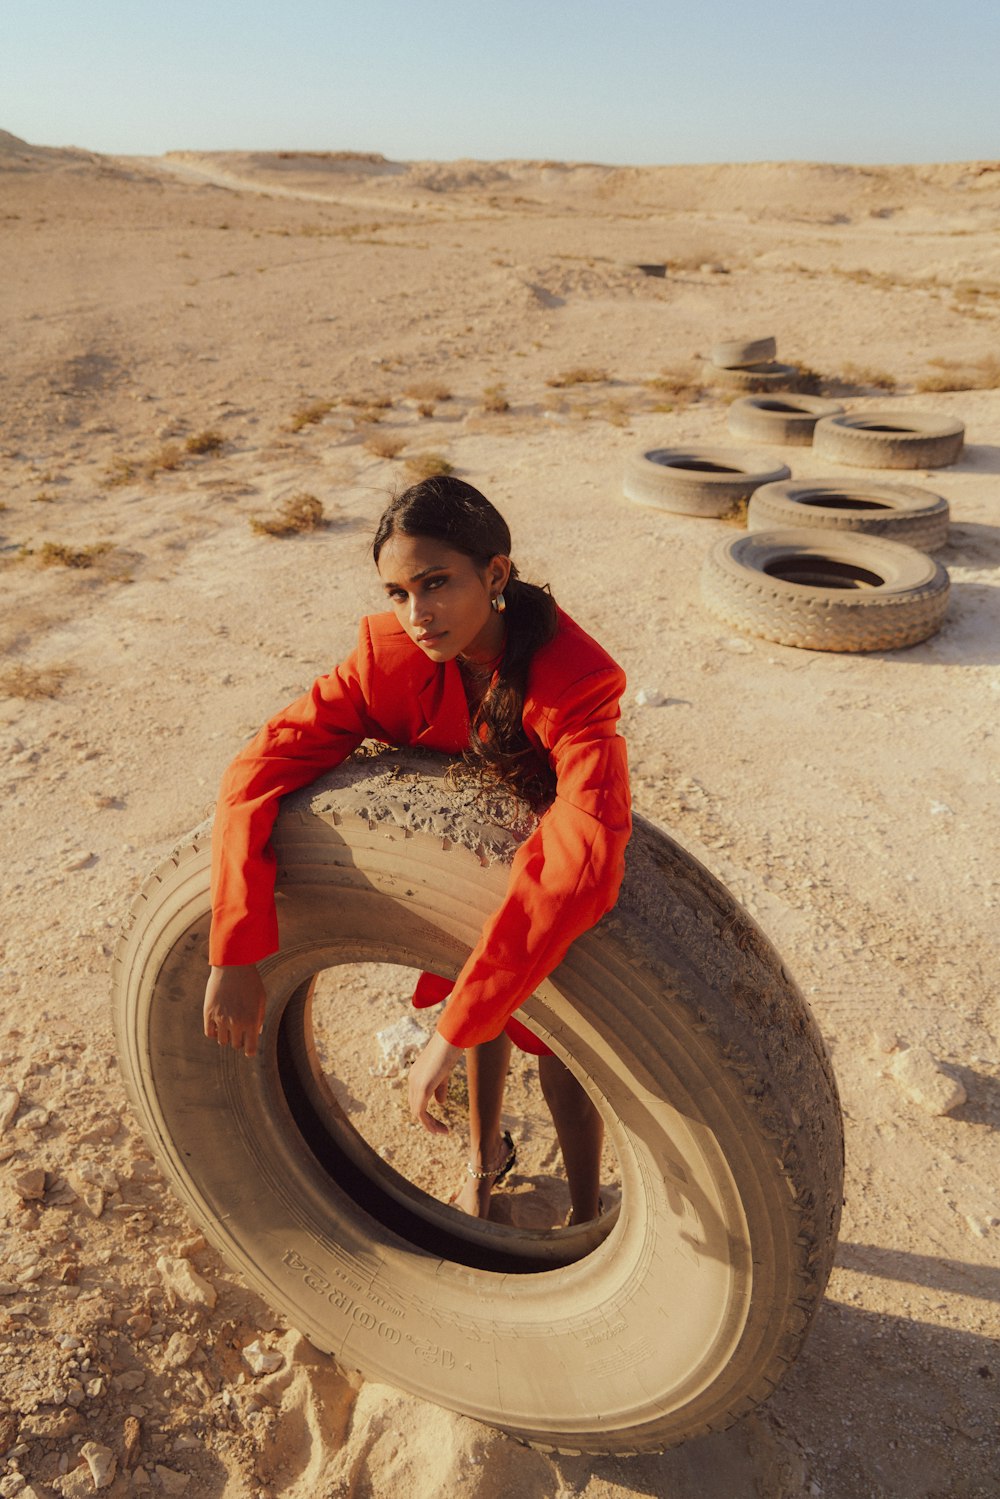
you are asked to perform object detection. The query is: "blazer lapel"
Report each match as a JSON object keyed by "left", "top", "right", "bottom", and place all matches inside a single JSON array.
[{"left": 413, "top": 658, "right": 469, "bottom": 751}]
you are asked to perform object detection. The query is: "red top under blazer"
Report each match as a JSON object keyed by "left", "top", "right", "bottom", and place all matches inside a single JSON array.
[{"left": 209, "top": 606, "right": 631, "bottom": 1049}]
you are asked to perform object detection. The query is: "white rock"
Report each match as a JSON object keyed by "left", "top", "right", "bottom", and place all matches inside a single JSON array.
[
  {"left": 80, "top": 1441, "right": 116, "bottom": 1490},
  {"left": 154, "top": 1466, "right": 189, "bottom": 1495},
  {"left": 371, "top": 1015, "right": 429, "bottom": 1078},
  {"left": 156, "top": 1255, "right": 217, "bottom": 1310},
  {"left": 241, "top": 1339, "right": 285, "bottom": 1376},
  {"left": 17, "top": 1107, "right": 51, "bottom": 1131},
  {"left": 59, "top": 1470, "right": 92, "bottom": 1499},
  {"left": 889, "top": 1047, "right": 967, "bottom": 1116},
  {"left": 633, "top": 686, "right": 666, "bottom": 707},
  {"left": 0, "top": 1474, "right": 26, "bottom": 1497},
  {"left": 163, "top": 1332, "right": 200, "bottom": 1367},
  {"left": 0, "top": 1088, "right": 19, "bottom": 1133},
  {"left": 929, "top": 800, "right": 954, "bottom": 816}
]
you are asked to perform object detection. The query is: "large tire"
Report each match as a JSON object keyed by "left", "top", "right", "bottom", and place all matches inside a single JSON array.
[
  {"left": 623, "top": 446, "right": 790, "bottom": 517},
  {"left": 727, "top": 395, "right": 845, "bottom": 447},
  {"left": 112, "top": 748, "right": 843, "bottom": 1454},
  {"left": 701, "top": 528, "right": 950, "bottom": 651},
  {"left": 706, "top": 362, "right": 802, "bottom": 393},
  {"left": 710, "top": 336, "right": 777, "bottom": 369},
  {"left": 748, "top": 480, "right": 950, "bottom": 552},
  {"left": 813, "top": 411, "right": 965, "bottom": 469}
]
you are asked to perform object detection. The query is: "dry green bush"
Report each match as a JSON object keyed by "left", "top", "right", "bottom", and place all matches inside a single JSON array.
[
  {"left": 289, "top": 400, "right": 334, "bottom": 432},
  {"left": 38, "top": 541, "right": 113, "bottom": 569},
  {"left": 185, "top": 429, "right": 225, "bottom": 454},
  {"left": 545, "top": 367, "right": 610, "bottom": 388},
  {"left": 250, "top": 493, "right": 325, "bottom": 537},
  {"left": 0, "top": 664, "right": 68, "bottom": 699},
  {"left": 404, "top": 452, "right": 454, "bottom": 481},
  {"left": 916, "top": 354, "right": 1000, "bottom": 392},
  {"left": 364, "top": 432, "right": 406, "bottom": 459}
]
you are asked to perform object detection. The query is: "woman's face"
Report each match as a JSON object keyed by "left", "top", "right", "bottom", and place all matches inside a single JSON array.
[{"left": 376, "top": 533, "right": 510, "bottom": 664}]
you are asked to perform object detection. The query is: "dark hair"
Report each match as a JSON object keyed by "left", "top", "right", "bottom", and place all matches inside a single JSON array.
[{"left": 373, "top": 476, "right": 558, "bottom": 806}]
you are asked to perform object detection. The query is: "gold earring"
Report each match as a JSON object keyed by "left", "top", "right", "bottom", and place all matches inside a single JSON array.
[{"left": 491, "top": 592, "right": 506, "bottom": 614}]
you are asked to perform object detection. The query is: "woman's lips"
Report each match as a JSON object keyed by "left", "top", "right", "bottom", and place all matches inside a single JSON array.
[{"left": 416, "top": 631, "right": 446, "bottom": 646}]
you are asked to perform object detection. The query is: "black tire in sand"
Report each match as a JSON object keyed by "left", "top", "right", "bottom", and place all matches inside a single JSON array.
[
  {"left": 813, "top": 411, "right": 965, "bottom": 469},
  {"left": 727, "top": 395, "right": 846, "bottom": 447},
  {"left": 623, "top": 446, "right": 790, "bottom": 517},
  {"left": 112, "top": 747, "right": 843, "bottom": 1454},
  {"left": 748, "top": 480, "right": 950, "bottom": 552},
  {"left": 701, "top": 529, "right": 950, "bottom": 651}
]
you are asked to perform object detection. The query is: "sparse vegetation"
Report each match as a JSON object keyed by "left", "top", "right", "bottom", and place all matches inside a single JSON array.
[
  {"left": 0, "top": 664, "right": 69, "bottom": 699},
  {"left": 481, "top": 386, "right": 510, "bottom": 413},
  {"left": 916, "top": 355, "right": 1000, "bottom": 392},
  {"left": 839, "top": 363, "right": 897, "bottom": 392},
  {"left": 545, "top": 367, "right": 610, "bottom": 388},
  {"left": 185, "top": 429, "right": 225, "bottom": 455},
  {"left": 31, "top": 491, "right": 57, "bottom": 504},
  {"left": 289, "top": 400, "right": 334, "bottom": 432},
  {"left": 144, "top": 443, "right": 183, "bottom": 477},
  {"left": 404, "top": 452, "right": 454, "bottom": 481},
  {"left": 364, "top": 432, "right": 406, "bottom": 459},
  {"left": 643, "top": 369, "right": 703, "bottom": 408},
  {"left": 39, "top": 542, "right": 113, "bottom": 569},
  {"left": 103, "top": 457, "right": 136, "bottom": 487},
  {"left": 404, "top": 381, "right": 452, "bottom": 403},
  {"left": 250, "top": 493, "right": 325, "bottom": 537}
]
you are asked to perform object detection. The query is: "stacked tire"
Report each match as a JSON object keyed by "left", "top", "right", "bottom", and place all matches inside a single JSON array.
[{"left": 707, "top": 335, "right": 801, "bottom": 393}]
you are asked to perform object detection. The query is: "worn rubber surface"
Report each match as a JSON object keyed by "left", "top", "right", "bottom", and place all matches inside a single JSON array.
[
  {"left": 727, "top": 396, "right": 845, "bottom": 447},
  {"left": 813, "top": 410, "right": 965, "bottom": 469},
  {"left": 701, "top": 528, "right": 950, "bottom": 651},
  {"left": 710, "top": 336, "right": 777, "bottom": 369},
  {"left": 623, "top": 446, "right": 790, "bottom": 517},
  {"left": 112, "top": 748, "right": 843, "bottom": 1454},
  {"left": 706, "top": 362, "right": 802, "bottom": 393},
  {"left": 748, "top": 480, "right": 950, "bottom": 552}
]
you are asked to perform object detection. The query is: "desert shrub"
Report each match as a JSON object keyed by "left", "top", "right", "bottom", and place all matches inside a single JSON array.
[
  {"left": 0, "top": 664, "right": 68, "bottom": 699},
  {"left": 404, "top": 452, "right": 453, "bottom": 481},
  {"left": 144, "top": 443, "right": 183, "bottom": 476},
  {"left": 104, "top": 457, "right": 136, "bottom": 487},
  {"left": 250, "top": 493, "right": 325, "bottom": 537},
  {"left": 404, "top": 381, "right": 452, "bottom": 402},
  {"left": 289, "top": 401, "right": 333, "bottom": 432},
  {"left": 916, "top": 355, "right": 1000, "bottom": 392},
  {"left": 839, "top": 363, "right": 897, "bottom": 392},
  {"left": 364, "top": 433, "right": 406, "bottom": 459},
  {"left": 32, "top": 492, "right": 57, "bottom": 504},
  {"left": 545, "top": 367, "right": 609, "bottom": 387},
  {"left": 38, "top": 542, "right": 113, "bottom": 569},
  {"left": 481, "top": 386, "right": 510, "bottom": 413},
  {"left": 185, "top": 429, "right": 225, "bottom": 454}
]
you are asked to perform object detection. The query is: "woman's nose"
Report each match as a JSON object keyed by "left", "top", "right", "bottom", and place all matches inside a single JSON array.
[{"left": 409, "top": 593, "right": 430, "bottom": 624}]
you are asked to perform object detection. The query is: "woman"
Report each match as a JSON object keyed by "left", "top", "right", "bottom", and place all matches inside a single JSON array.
[{"left": 204, "top": 477, "right": 631, "bottom": 1222}]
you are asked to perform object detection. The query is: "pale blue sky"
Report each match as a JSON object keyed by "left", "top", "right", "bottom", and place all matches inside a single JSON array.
[{"left": 4, "top": 0, "right": 998, "bottom": 164}]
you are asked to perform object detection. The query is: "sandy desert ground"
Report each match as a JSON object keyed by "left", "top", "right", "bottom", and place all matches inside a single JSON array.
[{"left": 1, "top": 130, "right": 999, "bottom": 1498}]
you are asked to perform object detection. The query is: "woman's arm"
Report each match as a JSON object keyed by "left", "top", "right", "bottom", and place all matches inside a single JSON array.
[{"left": 436, "top": 665, "right": 631, "bottom": 1049}]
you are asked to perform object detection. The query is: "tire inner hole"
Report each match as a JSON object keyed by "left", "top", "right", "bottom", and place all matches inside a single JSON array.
[
  {"left": 763, "top": 557, "right": 886, "bottom": 590},
  {"left": 853, "top": 423, "right": 915, "bottom": 434},
  {"left": 663, "top": 459, "right": 743, "bottom": 474},
  {"left": 756, "top": 401, "right": 808, "bottom": 414},
  {"left": 797, "top": 496, "right": 893, "bottom": 511}
]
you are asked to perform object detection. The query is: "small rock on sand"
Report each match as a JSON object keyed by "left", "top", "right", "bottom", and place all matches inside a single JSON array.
[
  {"left": 890, "top": 1046, "right": 967, "bottom": 1115},
  {"left": 156, "top": 1255, "right": 217, "bottom": 1309}
]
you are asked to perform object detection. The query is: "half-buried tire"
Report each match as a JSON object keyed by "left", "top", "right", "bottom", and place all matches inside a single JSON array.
[{"left": 112, "top": 747, "right": 843, "bottom": 1454}]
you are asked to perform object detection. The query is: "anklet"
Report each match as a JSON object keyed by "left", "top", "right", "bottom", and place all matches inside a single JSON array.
[{"left": 465, "top": 1130, "right": 516, "bottom": 1182}]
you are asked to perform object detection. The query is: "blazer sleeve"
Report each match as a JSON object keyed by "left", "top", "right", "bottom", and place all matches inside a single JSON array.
[
  {"left": 209, "top": 623, "right": 379, "bottom": 965},
  {"left": 436, "top": 664, "right": 631, "bottom": 1048}
]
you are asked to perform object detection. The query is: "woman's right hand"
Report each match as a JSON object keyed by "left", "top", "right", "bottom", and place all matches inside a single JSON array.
[{"left": 203, "top": 964, "right": 266, "bottom": 1057}]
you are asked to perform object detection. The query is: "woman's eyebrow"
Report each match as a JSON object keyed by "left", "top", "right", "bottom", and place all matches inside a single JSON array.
[{"left": 381, "top": 564, "right": 449, "bottom": 589}]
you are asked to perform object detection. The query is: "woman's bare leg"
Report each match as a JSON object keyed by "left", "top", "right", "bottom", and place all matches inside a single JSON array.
[
  {"left": 450, "top": 1030, "right": 513, "bottom": 1218},
  {"left": 538, "top": 1054, "right": 604, "bottom": 1224}
]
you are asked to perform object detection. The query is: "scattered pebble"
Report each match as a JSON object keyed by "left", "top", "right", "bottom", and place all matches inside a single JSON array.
[
  {"left": 0, "top": 1087, "right": 20, "bottom": 1133},
  {"left": 889, "top": 1047, "right": 967, "bottom": 1116},
  {"left": 633, "top": 686, "right": 666, "bottom": 707},
  {"left": 12, "top": 1168, "right": 46, "bottom": 1201},
  {"left": 163, "top": 1332, "right": 200, "bottom": 1368},
  {"left": 154, "top": 1465, "right": 189, "bottom": 1495},
  {"left": 242, "top": 1339, "right": 285, "bottom": 1376},
  {"left": 156, "top": 1255, "right": 218, "bottom": 1310}
]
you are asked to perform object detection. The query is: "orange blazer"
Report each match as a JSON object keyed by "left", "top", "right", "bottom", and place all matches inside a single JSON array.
[{"left": 210, "top": 606, "right": 631, "bottom": 1049}]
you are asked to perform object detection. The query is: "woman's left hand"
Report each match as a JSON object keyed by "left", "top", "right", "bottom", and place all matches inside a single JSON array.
[{"left": 409, "top": 1031, "right": 463, "bottom": 1135}]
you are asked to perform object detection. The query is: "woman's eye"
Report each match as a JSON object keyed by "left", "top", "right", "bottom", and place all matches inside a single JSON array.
[{"left": 426, "top": 576, "right": 446, "bottom": 590}]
